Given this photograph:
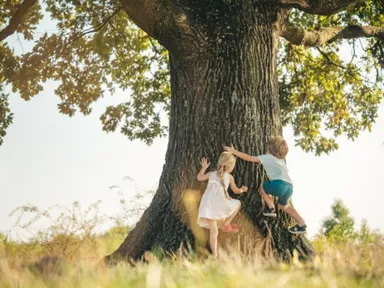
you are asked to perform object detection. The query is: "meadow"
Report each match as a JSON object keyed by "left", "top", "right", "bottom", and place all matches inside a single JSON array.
[{"left": 0, "top": 199, "right": 383, "bottom": 288}]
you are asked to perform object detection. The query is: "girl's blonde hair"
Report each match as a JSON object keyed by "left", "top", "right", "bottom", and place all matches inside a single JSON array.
[
  {"left": 217, "top": 151, "right": 236, "bottom": 200},
  {"left": 266, "top": 135, "right": 289, "bottom": 159}
]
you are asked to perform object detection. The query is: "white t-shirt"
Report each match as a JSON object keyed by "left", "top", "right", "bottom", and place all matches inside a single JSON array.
[{"left": 257, "top": 154, "right": 293, "bottom": 185}]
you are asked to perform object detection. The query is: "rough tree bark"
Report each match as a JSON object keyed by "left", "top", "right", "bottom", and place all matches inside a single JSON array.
[{"left": 104, "top": 0, "right": 317, "bottom": 263}]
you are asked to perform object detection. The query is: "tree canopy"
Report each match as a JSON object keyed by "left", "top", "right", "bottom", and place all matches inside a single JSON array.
[{"left": 0, "top": 0, "right": 383, "bottom": 154}]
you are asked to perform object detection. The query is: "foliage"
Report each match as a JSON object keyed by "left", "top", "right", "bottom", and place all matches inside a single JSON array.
[
  {"left": 5, "top": 180, "right": 152, "bottom": 263},
  {"left": 0, "top": 1, "right": 383, "bottom": 153},
  {"left": 321, "top": 199, "right": 356, "bottom": 241},
  {"left": 279, "top": 1, "right": 384, "bottom": 154},
  {"left": 0, "top": 91, "right": 13, "bottom": 145},
  {"left": 8, "top": 201, "right": 105, "bottom": 260},
  {"left": 357, "top": 219, "right": 384, "bottom": 244},
  {"left": 320, "top": 199, "right": 383, "bottom": 244},
  {"left": 1, "top": 1, "right": 169, "bottom": 145},
  {"left": 108, "top": 175, "right": 155, "bottom": 227}
]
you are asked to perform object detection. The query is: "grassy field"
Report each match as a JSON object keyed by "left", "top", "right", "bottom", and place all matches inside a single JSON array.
[
  {"left": 0, "top": 234, "right": 383, "bottom": 288},
  {"left": 1, "top": 200, "right": 383, "bottom": 287}
]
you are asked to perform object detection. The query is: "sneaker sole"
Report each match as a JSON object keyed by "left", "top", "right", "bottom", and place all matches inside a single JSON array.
[{"left": 263, "top": 213, "right": 277, "bottom": 217}]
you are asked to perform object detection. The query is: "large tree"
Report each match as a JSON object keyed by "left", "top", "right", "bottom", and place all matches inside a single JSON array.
[{"left": 1, "top": 0, "right": 383, "bottom": 262}]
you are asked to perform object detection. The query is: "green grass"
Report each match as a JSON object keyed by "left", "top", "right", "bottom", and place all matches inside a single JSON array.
[
  {"left": 1, "top": 239, "right": 383, "bottom": 288},
  {"left": 1, "top": 200, "right": 383, "bottom": 288}
]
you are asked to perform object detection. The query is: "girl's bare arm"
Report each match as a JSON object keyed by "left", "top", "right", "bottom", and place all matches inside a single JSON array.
[
  {"left": 197, "top": 157, "right": 211, "bottom": 181},
  {"left": 229, "top": 175, "right": 248, "bottom": 194}
]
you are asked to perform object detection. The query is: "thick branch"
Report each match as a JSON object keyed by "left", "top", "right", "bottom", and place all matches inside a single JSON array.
[
  {"left": 118, "top": 0, "right": 199, "bottom": 56},
  {"left": 118, "top": 0, "right": 160, "bottom": 38},
  {"left": 118, "top": 0, "right": 188, "bottom": 41},
  {"left": 279, "top": 0, "right": 358, "bottom": 16},
  {"left": 0, "top": 0, "right": 38, "bottom": 42},
  {"left": 281, "top": 22, "right": 384, "bottom": 46}
]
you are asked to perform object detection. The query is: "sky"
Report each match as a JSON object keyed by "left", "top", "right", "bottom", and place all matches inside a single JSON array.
[{"left": 1, "top": 17, "right": 383, "bottom": 240}]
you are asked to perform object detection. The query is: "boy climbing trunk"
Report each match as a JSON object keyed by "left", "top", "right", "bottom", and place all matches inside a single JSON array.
[{"left": 224, "top": 136, "right": 307, "bottom": 234}]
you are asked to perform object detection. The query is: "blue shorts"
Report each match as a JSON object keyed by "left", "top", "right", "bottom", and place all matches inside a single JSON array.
[{"left": 262, "top": 180, "right": 293, "bottom": 206}]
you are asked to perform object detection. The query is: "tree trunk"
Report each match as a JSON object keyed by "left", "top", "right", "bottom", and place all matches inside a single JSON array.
[{"left": 105, "top": 2, "right": 314, "bottom": 264}]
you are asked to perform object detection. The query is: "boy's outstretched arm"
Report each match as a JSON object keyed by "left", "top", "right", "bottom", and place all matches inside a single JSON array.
[
  {"left": 229, "top": 175, "right": 248, "bottom": 194},
  {"left": 197, "top": 157, "right": 211, "bottom": 181},
  {"left": 223, "top": 146, "right": 260, "bottom": 163}
]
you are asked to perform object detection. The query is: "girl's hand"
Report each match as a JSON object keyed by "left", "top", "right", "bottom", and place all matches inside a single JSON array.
[
  {"left": 240, "top": 185, "right": 248, "bottom": 193},
  {"left": 223, "top": 145, "right": 236, "bottom": 154},
  {"left": 200, "top": 157, "right": 210, "bottom": 170}
]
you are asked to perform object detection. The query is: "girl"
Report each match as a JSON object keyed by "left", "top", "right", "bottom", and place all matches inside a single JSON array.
[{"left": 197, "top": 151, "right": 248, "bottom": 258}]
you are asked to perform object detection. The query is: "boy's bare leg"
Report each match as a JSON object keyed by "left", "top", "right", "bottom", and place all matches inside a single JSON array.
[
  {"left": 279, "top": 205, "right": 305, "bottom": 226},
  {"left": 261, "top": 187, "right": 275, "bottom": 209}
]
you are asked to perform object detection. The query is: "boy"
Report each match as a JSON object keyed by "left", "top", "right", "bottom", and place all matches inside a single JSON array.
[{"left": 224, "top": 136, "right": 307, "bottom": 234}]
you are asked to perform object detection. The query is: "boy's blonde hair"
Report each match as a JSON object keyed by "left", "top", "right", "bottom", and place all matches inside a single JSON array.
[{"left": 266, "top": 135, "right": 288, "bottom": 159}]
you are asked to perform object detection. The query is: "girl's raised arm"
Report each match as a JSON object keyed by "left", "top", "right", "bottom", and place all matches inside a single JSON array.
[
  {"left": 223, "top": 146, "right": 260, "bottom": 163},
  {"left": 229, "top": 175, "right": 248, "bottom": 194},
  {"left": 197, "top": 157, "right": 211, "bottom": 181}
]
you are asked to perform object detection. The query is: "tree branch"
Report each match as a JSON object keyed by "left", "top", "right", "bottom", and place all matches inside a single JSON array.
[
  {"left": 0, "top": 0, "right": 38, "bottom": 42},
  {"left": 316, "top": 47, "right": 346, "bottom": 69},
  {"left": 281, "top": 22, "right": 384, "bottom": 46},
  {"left": 279, "top": 0, "right": 358, "bottom": 16},
  {"left": 118, "top": 0, "right": 159, "bottom": 38},
  {"left": 117, "top": 0, "right": 198, "bottom": 55},
  {"left": 118, "top": 0, "right": 188, "bottom": 41},
  {"left": 69, "top": 8, "right": 121, "bottom": 44}
]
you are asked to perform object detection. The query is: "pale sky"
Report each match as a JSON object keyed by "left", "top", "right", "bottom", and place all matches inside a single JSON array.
[{"left": 1, "top": 17, "right": 383, "bottom": 240}]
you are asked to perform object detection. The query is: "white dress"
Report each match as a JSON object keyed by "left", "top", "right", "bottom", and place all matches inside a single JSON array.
[{"left": 197, "top": 171, "right": 241, "bottom": 229}]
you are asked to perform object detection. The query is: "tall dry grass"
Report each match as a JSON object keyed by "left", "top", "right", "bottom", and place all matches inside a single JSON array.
[
  {"left": 1, "top": 189, "right": 383, "bottom": 287},
  {"left": 0, "top": 232, "right": 383, "bottom": 288}
]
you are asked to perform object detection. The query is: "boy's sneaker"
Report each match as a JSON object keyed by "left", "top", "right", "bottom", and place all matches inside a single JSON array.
[
  {"left": 288, "top": 224, "right": 307, "bottom": 235},
  {"left": 263, "top": 207, "right": 277, "bottom": 217}
]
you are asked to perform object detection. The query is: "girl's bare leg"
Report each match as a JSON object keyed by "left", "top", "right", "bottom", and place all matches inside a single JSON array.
[
  {"left": 223, "top": 203, "right": 241, "bottom": 226},
  {"left": 207, "top": 219, "right": 218, "bottom": 258}
]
